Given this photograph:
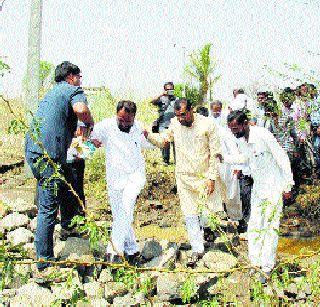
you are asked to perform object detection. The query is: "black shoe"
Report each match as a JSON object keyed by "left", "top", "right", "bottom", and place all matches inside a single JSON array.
[
  {"left": 125, "top": 252, "right": 144, "bottom": 267},
  {"left": 104, "top": 253, "right": 123, "bottom": 264},
  {"left": 186, "top": 252, "right": 205, "bottom": 268}
]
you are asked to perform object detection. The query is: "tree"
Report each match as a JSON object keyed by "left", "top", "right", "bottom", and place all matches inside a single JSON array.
[
  {"left": 40, "top": 60, "right": 54, "bottom": 86},
  {"left": 184, "top": 43, "right": 220, "bottom": 106}
]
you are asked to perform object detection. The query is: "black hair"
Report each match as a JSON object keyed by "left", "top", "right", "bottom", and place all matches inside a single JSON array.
[
  {"left": 227, "top": 109, "right": 249, "bottom": 125},
  {"left": 116, "top": 100, "right": 137, "bottom": 114},
  {"left": 164, "top": 82, "right": 174, "bottom": 89},
  {"left": 174, "top": 98, "right": 192, "bottom": 111},
  {"left": 210, "top": 100, "right": 222, "bottom": 108},
  {"left": 237, "top": 88, "right": 245, "bottom": 94},
  {"left": 54, "top": 61, "right": 80, "bottom": 82},
  {"left": 196, "top": 106, "right": 209, "bottom": 117}
]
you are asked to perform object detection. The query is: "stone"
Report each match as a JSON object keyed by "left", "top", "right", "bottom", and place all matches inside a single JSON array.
[
  {"left": 286, "top": 283, "right": 298, "bottom": 295},
  {"left": 141, "top": 239, "right": 163, "bottom": 260},
  {"left": 98, "top": 268, "right": 113, "bottom": 283},
  {"left": 54, "top": 237, "right": 92, "bottom": 260},
  {"left": 105, "top": 282, "right": 128, "bottom": 303},
  {"left": 112, "top": 292, "right": 146, "bottom": 306},
  {"left": 23, "top": 242, "right": 36, "bottom": 258},
  {"left": 7, "top": 197, "right": 37, "bottom": 217},
  {"left": 0, "top": 212, "right": 29, "bottom": 230},
  {"left": 83, "top": 281, "right": 105, "bottom": 299},
  {"left": 29, "top": 217, "right": 37, "bottom": 231},
  {"left": 7, "top": 227, "right": 34, "bottom": 246},
  {"left": 272, "top": 283, "right": 285, "bottom": 298},
  {"left": 199, "top": 251, "right": 238, "bottom": 272},
  {"left": 10, "top": 282, "right": 55, "bottom": 306},
  {"left": 157, "top": 272, "right": 188, "bottom": 301},
  {"left": 87, "top": 298, "right": 109, "bottom": 306},
  {"left": 51, "top": 282, "right": 78, "bottom": 302},
  {"left": 144, "top": 246, "right": 177, "bottom": 268}
]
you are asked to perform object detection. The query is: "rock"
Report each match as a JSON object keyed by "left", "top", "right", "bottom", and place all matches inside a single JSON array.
[
  {"left": 7, "top": 227, "right": 34, "bottom": 246},
  {"left": 272, "top": 283, "right": 285, "bottom": 298},
  {"left": 87, "top": 298, "right": 109, "bottom": 306},
  {"left": 105, "top": 282, "right": 128, "bottom": 303},
  {"left": 11, "top": 282, "right": 55, "bottom": 306},
  {"left": 141, "top": 239, "right": 163, "bottom": 260},
  {"left": 29, "top": 217, "right": 37, "bottom": 231},
  {"left": 157, "top": 272, "right": 188, "bottom": 301},
  {"left": 1, "top": 288, "right": 17, "bottom": 299},
  {"left": 98, "top": 268, "right": 113, "bottom": 283},
  {"left": 51, "top": 282, "right": 79, "bottom": 302},
  {"left": 7, "top": 197, "right": 37, "bottom": 217},
  {"left": 199, "top": 251, "right": 238, "bottom": 272},
  {"left": 286, "top": 283, "right": 298, "bottom": 295},
  {"left": 0, "top": 212, "right": 29, "bottom": 230},
  {"left": 23, "top": 242, "right": 36, "bottom": 258},
  {"left": 113, "top": 292, "right": 146, "bottom": 306},
  {"left": 55, "top": 237, "right": 92, "bottom": 260},
  {"left": 83, "top": 281, "right": 105, "bottom": 299},
  {"left": 144, "top": 246, "right": 177, "bottom": 268}
]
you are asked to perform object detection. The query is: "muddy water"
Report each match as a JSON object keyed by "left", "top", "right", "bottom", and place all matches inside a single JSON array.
[
  {"left": 278, "top": 236, "right": 320, "bottom": 256},
  {"left": 136, "top": 225, "right": 320, "bottom": 257}
]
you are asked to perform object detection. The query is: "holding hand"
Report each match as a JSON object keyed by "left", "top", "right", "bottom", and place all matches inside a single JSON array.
[
  {"left": 91, "top": 139, "right": 102, "bottom": 148},
  {"left": 206, "top": 179, "right": 215, "bottom": 195}
]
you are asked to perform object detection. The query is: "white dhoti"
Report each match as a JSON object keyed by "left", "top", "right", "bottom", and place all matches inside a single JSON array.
[
  {"left": 247, "top": 191, "right": 283, "bottom": 272},
  {"left": 106, "top": 172, "right": 145, "bottom": 256}
]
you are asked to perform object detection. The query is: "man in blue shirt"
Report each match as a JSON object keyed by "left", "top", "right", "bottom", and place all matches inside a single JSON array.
[{"left": 25, "top": 61, "right": 94, "bottom": 271}]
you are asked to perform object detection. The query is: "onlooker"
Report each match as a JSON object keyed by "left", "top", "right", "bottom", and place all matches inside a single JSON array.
[
  {"left": 25, "top": 61, "right": 94, "bottom": 272},
  {"left": 229, "top": 88, "right": 257, "bottom": 114},
  {"left": 150, "top": 82, "right": 178, "bottom": 164}
]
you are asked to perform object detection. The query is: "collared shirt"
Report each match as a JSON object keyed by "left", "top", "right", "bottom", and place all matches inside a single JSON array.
[
  {"left": 25, "top": 81, "right": 87, "bottom": 164},
  {"left": 155, "top": 95, "right": 177, "bottom": 129},
  {"left": 147, "top": 113, "right": 221, "bottom": 180},
  {"left": 91, "top": 117, "right": 153, "bottom": 190},
  {"left": 225, "top": 126, "right": 294, "bottom": 201}
]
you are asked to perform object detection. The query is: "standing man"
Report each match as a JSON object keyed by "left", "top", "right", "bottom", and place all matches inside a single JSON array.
[
  {"left": 150, "top": 82, "right": 178, "bottom": 165},
  {"left": 209, "top": 100, "right": 242, "bottom": 221},
  {"left": 91, "top": 101, "right": 153, "bottom": 264},
  {"left": 226, "top": 110, "right": 294, "bottom": 282},
  {"left": 145, "top": 98, "right": 222, "bottom": 267},
  {"left": 25, "top": 61, "right": 94, "bottom": 272}
]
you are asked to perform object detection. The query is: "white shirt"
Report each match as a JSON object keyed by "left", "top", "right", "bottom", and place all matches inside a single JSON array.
[
  {"left": 225, "top": 126, "right": 294, "bottom": 202},
  {"left": 229, "top": 94, "right": 257, "bottom": 113},
  {"left": 91, "top": 117, "right": 153, "bottom": 190}
]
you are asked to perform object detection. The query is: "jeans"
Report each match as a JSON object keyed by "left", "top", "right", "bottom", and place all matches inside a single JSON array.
[
  {"left": 162, "top": 142, "right": 176, "bottom": 164},
  {"left": 26, "top": 153, "right": 83, "bottom": 269}
]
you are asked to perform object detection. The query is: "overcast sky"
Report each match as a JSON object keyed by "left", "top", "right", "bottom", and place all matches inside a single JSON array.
[{"left": 1, "top": 0, "right": 320, "bottom": 101}]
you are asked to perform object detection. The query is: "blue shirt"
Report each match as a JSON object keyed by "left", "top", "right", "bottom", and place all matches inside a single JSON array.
[{"left": 25, "top": 81, "right": 87, "bottom": 164}]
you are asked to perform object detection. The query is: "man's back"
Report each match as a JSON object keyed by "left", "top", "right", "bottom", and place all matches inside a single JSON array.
[{"left": 25, "top": 81, "right": 83, "bottom": 163}]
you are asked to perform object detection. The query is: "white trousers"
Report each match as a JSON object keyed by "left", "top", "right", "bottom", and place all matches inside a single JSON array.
[
  {"left": 106, "top": 186, "right": 140, "bottom": 256},
  {"left": 185, "top": 215, "right": 205, "bottom": 253},
  {"left": 248, "top": 192, "right": 283, "bottom": 272}
]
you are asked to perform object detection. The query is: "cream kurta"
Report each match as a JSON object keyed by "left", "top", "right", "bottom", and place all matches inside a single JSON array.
[{"left": 147, "top": 114, "right": 223, "bottom": 216}]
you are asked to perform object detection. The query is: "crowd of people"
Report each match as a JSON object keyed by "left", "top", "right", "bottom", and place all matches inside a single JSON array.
[{"left": 25, "top": 61, "right": 318, "bottom": 284}]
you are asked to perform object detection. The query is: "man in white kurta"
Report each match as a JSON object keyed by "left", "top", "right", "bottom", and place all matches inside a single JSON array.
[
  {"left": 226, "top": 110, "right": 294, "bottom": 278},
  {"left": 91, "top": 100, "right": 153, "bottom": 262},
  {"left": 209, "top": 101, "right": 242, "bottom": 220},
  {"left": 145, "top": 98, "right": 222, "bottom": 266}
]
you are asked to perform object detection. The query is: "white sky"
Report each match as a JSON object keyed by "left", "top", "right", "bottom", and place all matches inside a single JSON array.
[{"left": 1, "top": 0, "right": 320, "bottom": 101}]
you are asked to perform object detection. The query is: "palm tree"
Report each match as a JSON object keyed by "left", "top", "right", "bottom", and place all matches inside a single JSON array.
[{"left": 184, "top": 43, "right": 220, "bottom": 106}]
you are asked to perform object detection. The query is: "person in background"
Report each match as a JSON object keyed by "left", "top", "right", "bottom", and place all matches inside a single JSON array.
[
  {"left": 145, "top": 98, "right": 223, "bottom": 267},
  {"left": 25, "top": 61, "right": 94, "bottom": 274},
  {"left": 209, "top": 100, "right": 227, "bottom": 127},
  {"left": 226, "top": 110, "right": 294, "bottom": 283},
  {"left": 91, "top": 100, "right": 154, "bottom": 265},
  {"left": 229, "top": 88, "right": 257, "bottom": 114},
  {"left": 312, "top": 125, "right": 320, "bottom": 179},
  {"left": 150, "top": 82, "right": 178, "bottom": 165},
  {"left": 196, "top": 106, "right": 209, "bottom": 117}
]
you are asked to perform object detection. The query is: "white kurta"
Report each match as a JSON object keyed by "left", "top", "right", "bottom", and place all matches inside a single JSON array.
[
  {"left": 225, "top": 126, "right": 294, "bottom": 271},
  {"left": 91, "top": 117, "right": 153, "bottom": 255},
  {"left": 214, "top": 123, "right": 242, "bottom": 220}
]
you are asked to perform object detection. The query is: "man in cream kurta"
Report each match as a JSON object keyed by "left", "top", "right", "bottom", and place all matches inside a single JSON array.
[
  {"left": 91, "top": 100, "right": 153, "bottom": 264},
  {"left": 146, "top": 98, "right": 222, "bottom": 265},
  {"left": 226, "top": 110, "right": 294, "bottom": 281}
]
